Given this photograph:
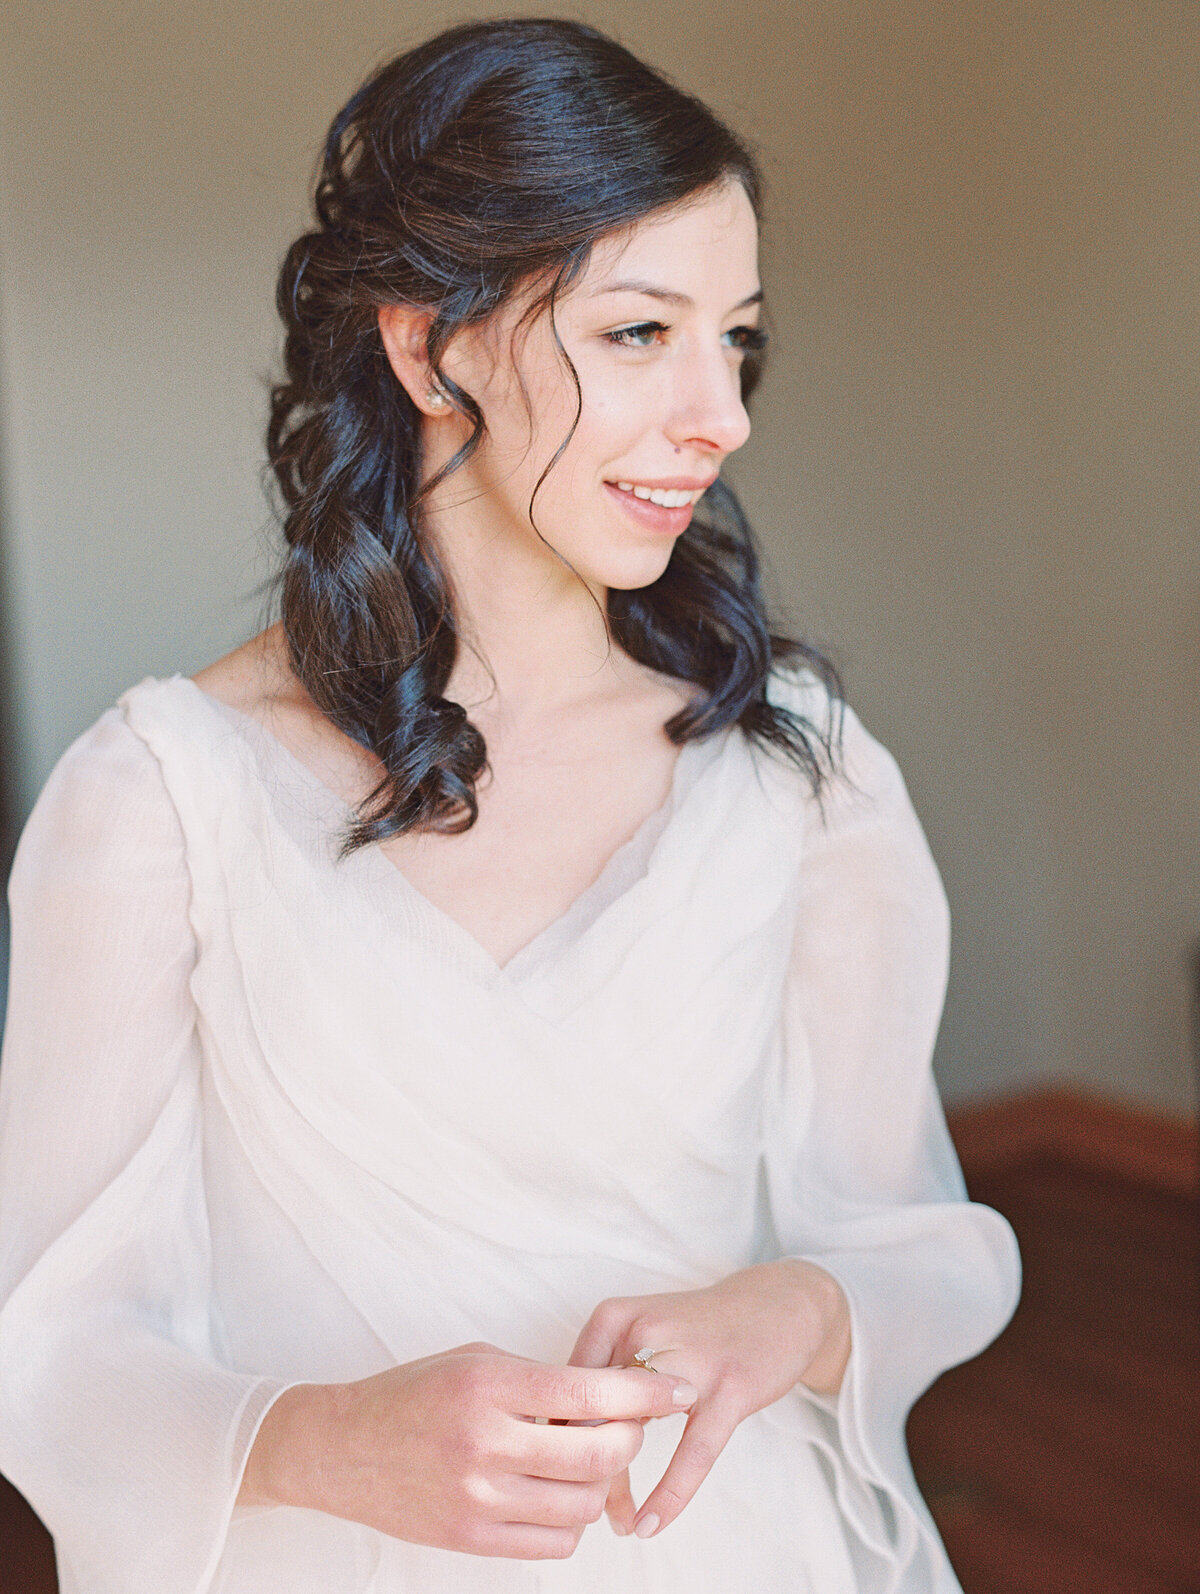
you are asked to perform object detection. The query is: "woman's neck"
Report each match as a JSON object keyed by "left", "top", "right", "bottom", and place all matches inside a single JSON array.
[{"left": 420, "top": 495, "right": 647, "bottom": 724}]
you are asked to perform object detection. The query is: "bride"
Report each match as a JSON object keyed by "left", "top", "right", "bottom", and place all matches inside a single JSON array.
[{"left": 0, "top": 18, "right": 1020, "bottom": 1594}]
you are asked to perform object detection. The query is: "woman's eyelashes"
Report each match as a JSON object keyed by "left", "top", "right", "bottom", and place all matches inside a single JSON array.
[
  {"left": 602, "top": 320, "right": 769, "bottom": 351},
  {"left": 726, "top": 324, "right": 769, "bottom": 351},
  {"left": 603, "top": 319, "right": 669, "bottom": 348}
]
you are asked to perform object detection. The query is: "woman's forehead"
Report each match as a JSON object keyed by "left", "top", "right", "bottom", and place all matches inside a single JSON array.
[
  {"left": 467, "top": 183, "right": 760, "bottom": 349},
  {"left": 578, "top": 185, "right": 760, "bottom": 305}
]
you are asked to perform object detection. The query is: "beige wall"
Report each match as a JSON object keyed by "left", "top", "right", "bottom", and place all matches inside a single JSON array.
[{"left": 0, "top": 1, "right": 1196, "bottom": 1111}]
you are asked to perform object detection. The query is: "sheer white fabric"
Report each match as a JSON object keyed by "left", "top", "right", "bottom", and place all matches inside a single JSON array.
[{"left": 0, "top": 663, "right": 1020, "bottom": 1594}]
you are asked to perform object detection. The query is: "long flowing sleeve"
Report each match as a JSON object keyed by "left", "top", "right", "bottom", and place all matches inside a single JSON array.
[
  {"left": 760, "top": 699, "right": 1022, "bottom": 1593},
  {"left": 0, "top": 709, "right": 294, "bottom": 1594}
]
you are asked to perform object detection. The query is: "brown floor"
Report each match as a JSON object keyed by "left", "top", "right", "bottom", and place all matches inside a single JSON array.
[
  {"left": 908, "top": 1157, "right": 1200, "bottom": 1594},
  {"left": 2, "top": 1156, "right": 1197, "bottom": 1594},
  {"left": 0, "top": 1474, "right": 53, "bottom": 1594}
]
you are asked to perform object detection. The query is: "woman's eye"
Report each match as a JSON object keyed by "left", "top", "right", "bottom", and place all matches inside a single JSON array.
[
  {"left": 724, "top": 325, "right": 769, "bottom": 352},
  {"left": 604, "top": 321, "right": 669, "bottom": 348},
  {"left": 601, "top": 321, "right": 769, "bottom": 352}
]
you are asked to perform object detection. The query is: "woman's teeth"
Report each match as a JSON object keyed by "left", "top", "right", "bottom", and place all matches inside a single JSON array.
[{"left": 613, "top": 482, "right": 705, "bottom": 508}]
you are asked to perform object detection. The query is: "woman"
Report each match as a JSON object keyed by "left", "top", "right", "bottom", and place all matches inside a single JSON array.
[{"left": 0, "top": 19, "right": 1020, "bottom": 1594}]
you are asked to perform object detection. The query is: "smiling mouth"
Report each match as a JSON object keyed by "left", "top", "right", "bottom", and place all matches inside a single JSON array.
[
  {"left": 609, "top": 481, "right": 709, "bottom": 508},
  {"left": 603, "top": 480, "right": 706, "bottom": 535}
]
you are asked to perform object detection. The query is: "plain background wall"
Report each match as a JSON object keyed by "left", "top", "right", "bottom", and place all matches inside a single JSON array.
[{"left": 0, "top": 0, "right": 1196, "bottom": 1112}]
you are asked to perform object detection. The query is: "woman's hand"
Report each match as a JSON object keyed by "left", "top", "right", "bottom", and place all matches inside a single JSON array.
[
  {"left": 238, "top": 1341, "right": 698, "bottom": 1560},
  {"left": 567, "top": 1260, "right": 852, "bottom": 1539}
]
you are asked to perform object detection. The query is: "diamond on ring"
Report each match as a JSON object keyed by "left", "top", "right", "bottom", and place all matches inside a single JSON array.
[{"left": 631, "top": 1346, "right": 677, "bottom": 1371}]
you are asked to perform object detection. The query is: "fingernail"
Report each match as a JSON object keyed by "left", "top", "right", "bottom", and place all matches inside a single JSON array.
[
  {"left": 609, "top": 1517, "right": 628, "bottom": 1536},
  {"left": 634, "top": 1512, "right": 660, "bottom": 1538},
  {"left": 672, "top": 1381, "right": 698, "bottom": 1405}
]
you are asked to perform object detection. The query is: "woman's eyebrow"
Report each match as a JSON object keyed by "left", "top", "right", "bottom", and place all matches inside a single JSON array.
[{"left": 589, "top": 280, "right": 764, "bottom": 311}]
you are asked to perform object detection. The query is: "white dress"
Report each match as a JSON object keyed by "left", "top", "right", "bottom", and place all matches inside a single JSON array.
[{"left": 0, "top": 661, "right": 1020, "bottom": 1594}]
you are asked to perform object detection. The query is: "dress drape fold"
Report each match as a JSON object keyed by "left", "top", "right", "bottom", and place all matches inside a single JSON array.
[{"left": 0, "top": 664, "right": 1019, "bottom": 1593}]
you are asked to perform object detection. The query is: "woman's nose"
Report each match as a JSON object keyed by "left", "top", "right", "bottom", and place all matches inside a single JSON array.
[{"left": 666, "top": 346, "right": 752, "bottom": 457}]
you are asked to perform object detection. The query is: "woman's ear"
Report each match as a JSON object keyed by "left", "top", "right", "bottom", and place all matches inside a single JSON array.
[{"left": 377, "top": 305, "right": 452, "bottom": 416}]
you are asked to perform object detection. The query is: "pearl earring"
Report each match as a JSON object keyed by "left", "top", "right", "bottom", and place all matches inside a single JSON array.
[{"left": 426, "top": 388, "right": 448, "bottom": 409}]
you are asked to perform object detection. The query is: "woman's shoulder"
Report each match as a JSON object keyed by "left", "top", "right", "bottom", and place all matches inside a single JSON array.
[
  {"left": 116, "top": 626, "right": 321, "bottom": 780},
  {"left": 762, "top": 657, "right": 916, "bottom": 831},
  {"left": 764, "top": 655, "right": 842, "bottom": 739},
  {"left": 29, "top": 694, "right": 175, "bottom": 822},
  {"left": 13, "top": 637, "right": 311, "bottom": 903},
  {"left": 188, "top": 623, "right": 296, "bottom": 720},
  {"left": 14, "top": 631, "right": 286, "bottom": 868},
  {"left": 189, "top": 626, "right": 386, "bottom": 810},
  {"left": 10, "top": 697, "right": 190, "bottom": 905}
]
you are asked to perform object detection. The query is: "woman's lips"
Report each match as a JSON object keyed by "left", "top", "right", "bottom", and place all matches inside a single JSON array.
[{"left": 604, "top": 481, "right": 696, "bottom": 533}]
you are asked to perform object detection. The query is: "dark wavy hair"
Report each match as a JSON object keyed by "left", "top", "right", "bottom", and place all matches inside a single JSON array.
[{"left": 267, "top": 16, "right": 842, "bottom": 853}]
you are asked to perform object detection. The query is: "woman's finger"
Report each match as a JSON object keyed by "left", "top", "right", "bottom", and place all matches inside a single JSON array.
[
  {"left": 498, "top": 1473, "right": 611, "bottom": 1529},
  {"left": 503, "top": 1360, "right": 695, "bottom": 1424},
  {"left": 565, "top": 1304, "right": 624, "bottom": 1368},
  {"left": 632, "top": 1398, "right": 738, "bottom": 1538},
  {"left": 478, "top": 1522, "right": 582, "bottom": 1561},
  {"left": 603, "top": 1466, "right": 637, "bottom": 1536},
  {"left": 519, "top": 1417, "right": 645, "bottom": 1482}
]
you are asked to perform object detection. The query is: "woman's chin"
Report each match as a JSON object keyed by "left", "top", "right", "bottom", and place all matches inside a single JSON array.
[{"left": 591, "top": 542, "right": 678, "bottom": 593}]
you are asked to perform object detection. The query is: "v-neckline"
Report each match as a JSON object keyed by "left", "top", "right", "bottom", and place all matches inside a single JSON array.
[{"left": 172, "top": 674, "right": 729, "bottom": 982}]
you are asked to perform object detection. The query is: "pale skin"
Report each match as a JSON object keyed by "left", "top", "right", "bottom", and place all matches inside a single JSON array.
[{"left": 206, "top": 179, "right": 851, "bottom": 1557}]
